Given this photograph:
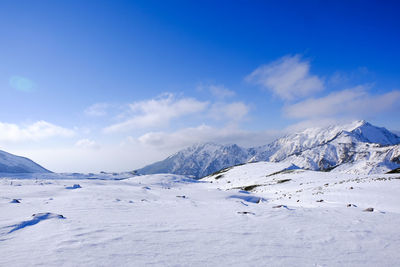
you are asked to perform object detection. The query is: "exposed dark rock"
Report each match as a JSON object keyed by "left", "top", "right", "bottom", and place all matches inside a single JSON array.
[
  {"left": 237, "top": 211, "right": 255, "bottom": 215},
  {"left": 214, "top": 174, "right": 224, "bottom": 180},
  {"left": 387, "top": 167, "right": 400, "bottom": 174},
  {"left": 276, "top": 179, "right": 291, "bottom": 184}
]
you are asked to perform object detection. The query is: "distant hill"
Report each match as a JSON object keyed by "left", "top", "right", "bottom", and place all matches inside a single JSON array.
[{"left": 0, "top": 149, "right": 51, "bottom": 173}]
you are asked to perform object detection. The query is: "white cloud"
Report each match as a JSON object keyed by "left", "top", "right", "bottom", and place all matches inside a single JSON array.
[
  {"left": 85, "top": 103, "right": 110, "bottom": 116},
  {"left": 284, "top": 86, "right": 400, "bottom": 119},
  {"left": 74, "top": 138, "right": 100, "bottom": 150},
  {"left": 104, "top": 93, "right": 209, "bottom": 133},
  {"left": 209, "top": 102, "right": 250, "bottom": 122},
  {"left": 209, "top": 85, "right": 235, "bottom": 99},
  {"left": 197, "top": 84, "right": 235, "bottom": 99},
  {"left": 246, "top": 55, "right": 324, "bottom": 101},
  {"left": 138, "top": 124, "right": 281, "bottom": 150},
  {"left": 0, "top": 120, "right": 75, "bottom": 142}
]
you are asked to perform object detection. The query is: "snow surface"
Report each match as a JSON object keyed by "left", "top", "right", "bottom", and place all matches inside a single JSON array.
[{"left": 1, "top": 165, "right": 400, "bottom": 266}]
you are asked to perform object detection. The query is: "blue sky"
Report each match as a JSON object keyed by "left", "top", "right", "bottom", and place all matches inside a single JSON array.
[{"left": 0, "top": 0, "right": 399, "bottom": 172}]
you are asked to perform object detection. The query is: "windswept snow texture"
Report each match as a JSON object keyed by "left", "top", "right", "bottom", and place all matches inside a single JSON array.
[
  {"left": 0, "top": 150, "right": 50, "bottom": 173},
  {"left": 1, "top": 169, "right": 400, "bottom": 266},
  {"left": 137, "top": 120, "right": 400, "bottom": 177}
]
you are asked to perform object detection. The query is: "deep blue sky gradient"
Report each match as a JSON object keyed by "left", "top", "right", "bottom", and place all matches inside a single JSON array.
[{"left": 0, "top": 0, "right": 399, "bottom": 171}]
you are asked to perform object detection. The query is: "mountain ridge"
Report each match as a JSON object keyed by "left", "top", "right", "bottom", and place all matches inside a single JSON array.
[{"left": 136, "top": 120, "right": 400, "bottom": 178}]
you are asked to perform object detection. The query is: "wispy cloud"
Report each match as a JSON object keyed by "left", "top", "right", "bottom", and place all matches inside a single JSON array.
[
  {"left": 74, "top": 138, "right": 100, "bottom": 150},
  {"left": 103, "top": 93, "right": 209, "bottom": 133},
  {"left": 84, "top": 103, "right": 110, "bottom": 117},
  {"left": 137, "top": 124, "right": 281, "bottom": 150},
  {"left": 246, "top": 55, "right": 324, "bottom": 101},
  {"left": 0, "top": 121, "right": 75, "bottom": 142},
  {"left": 284, "top": 86, "right": 400, "bottom": 119},
  {"left": 197, "top": 84, "right": 236, "bottom": 99},
  {"left": 209, "top": 85, "right": 235, "bottom": 99},
  {"left": 209, "top": 102, "right": 249, "bottom": 122}
]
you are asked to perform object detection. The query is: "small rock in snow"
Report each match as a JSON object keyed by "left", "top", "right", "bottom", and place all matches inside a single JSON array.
[
  {"left": 65, "top": 184, "right": 81, "bottom": 190},
  {"left": 363, "top": 207, "right": 374, "bottom": 212}
]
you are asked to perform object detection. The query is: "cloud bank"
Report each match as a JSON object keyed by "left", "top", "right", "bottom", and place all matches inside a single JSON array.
[
  {"left": 0, "top": 121, "right": 75, "bottom": 142},
  {"left": 284, "top": 86, "right": 400, "bottom": 119},
  {"left": 137, "top": 125, "right": 280, "bottom": 150},
  {"left": 104, "top": 93, "right": 209, "bottom": 133}
]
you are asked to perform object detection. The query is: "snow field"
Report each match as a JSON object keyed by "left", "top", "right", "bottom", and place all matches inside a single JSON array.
[{"left": 1, "top": 170, "right": 400, "bottom": 266}]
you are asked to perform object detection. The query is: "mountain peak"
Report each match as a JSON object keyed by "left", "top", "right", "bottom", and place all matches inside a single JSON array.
[
  {"left": 354, "top": 119, "right": 368, "bottom": 126},
  {"left": 346, "top": 120, "right": 400, "bottom": 146}
]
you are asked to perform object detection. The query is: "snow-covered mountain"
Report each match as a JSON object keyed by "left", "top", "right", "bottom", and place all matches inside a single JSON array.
[
  {"left": 136, "top": 120, "right": 400, "bottom": 177},
  {"left": 251, "top": 120, "right": 400, "bottom": 174},
  {"left": 136, "top": 143, "right": 249, "bottom": 178},
  {"left": 0, "top": 149, "right": 51, "bottom": 173}
]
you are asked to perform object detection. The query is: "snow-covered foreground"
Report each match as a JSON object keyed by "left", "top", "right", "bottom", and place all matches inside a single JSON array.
[{"left": 1, "top": 169, "right": 400, "bottom": 266}]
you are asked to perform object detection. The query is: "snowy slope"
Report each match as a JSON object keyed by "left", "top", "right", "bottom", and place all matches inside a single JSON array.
[
  {"left": 1, "top": 172, "right": 400, "bottom": 266},
  {"left": 0, "top": 149, "right": 51, "bottom": 173},
  {"left": 137, "top": 120, "right": 400, "bottom": 177},
  {"left": 203, "top": 161, "right": 400, "bottom": 212}
]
